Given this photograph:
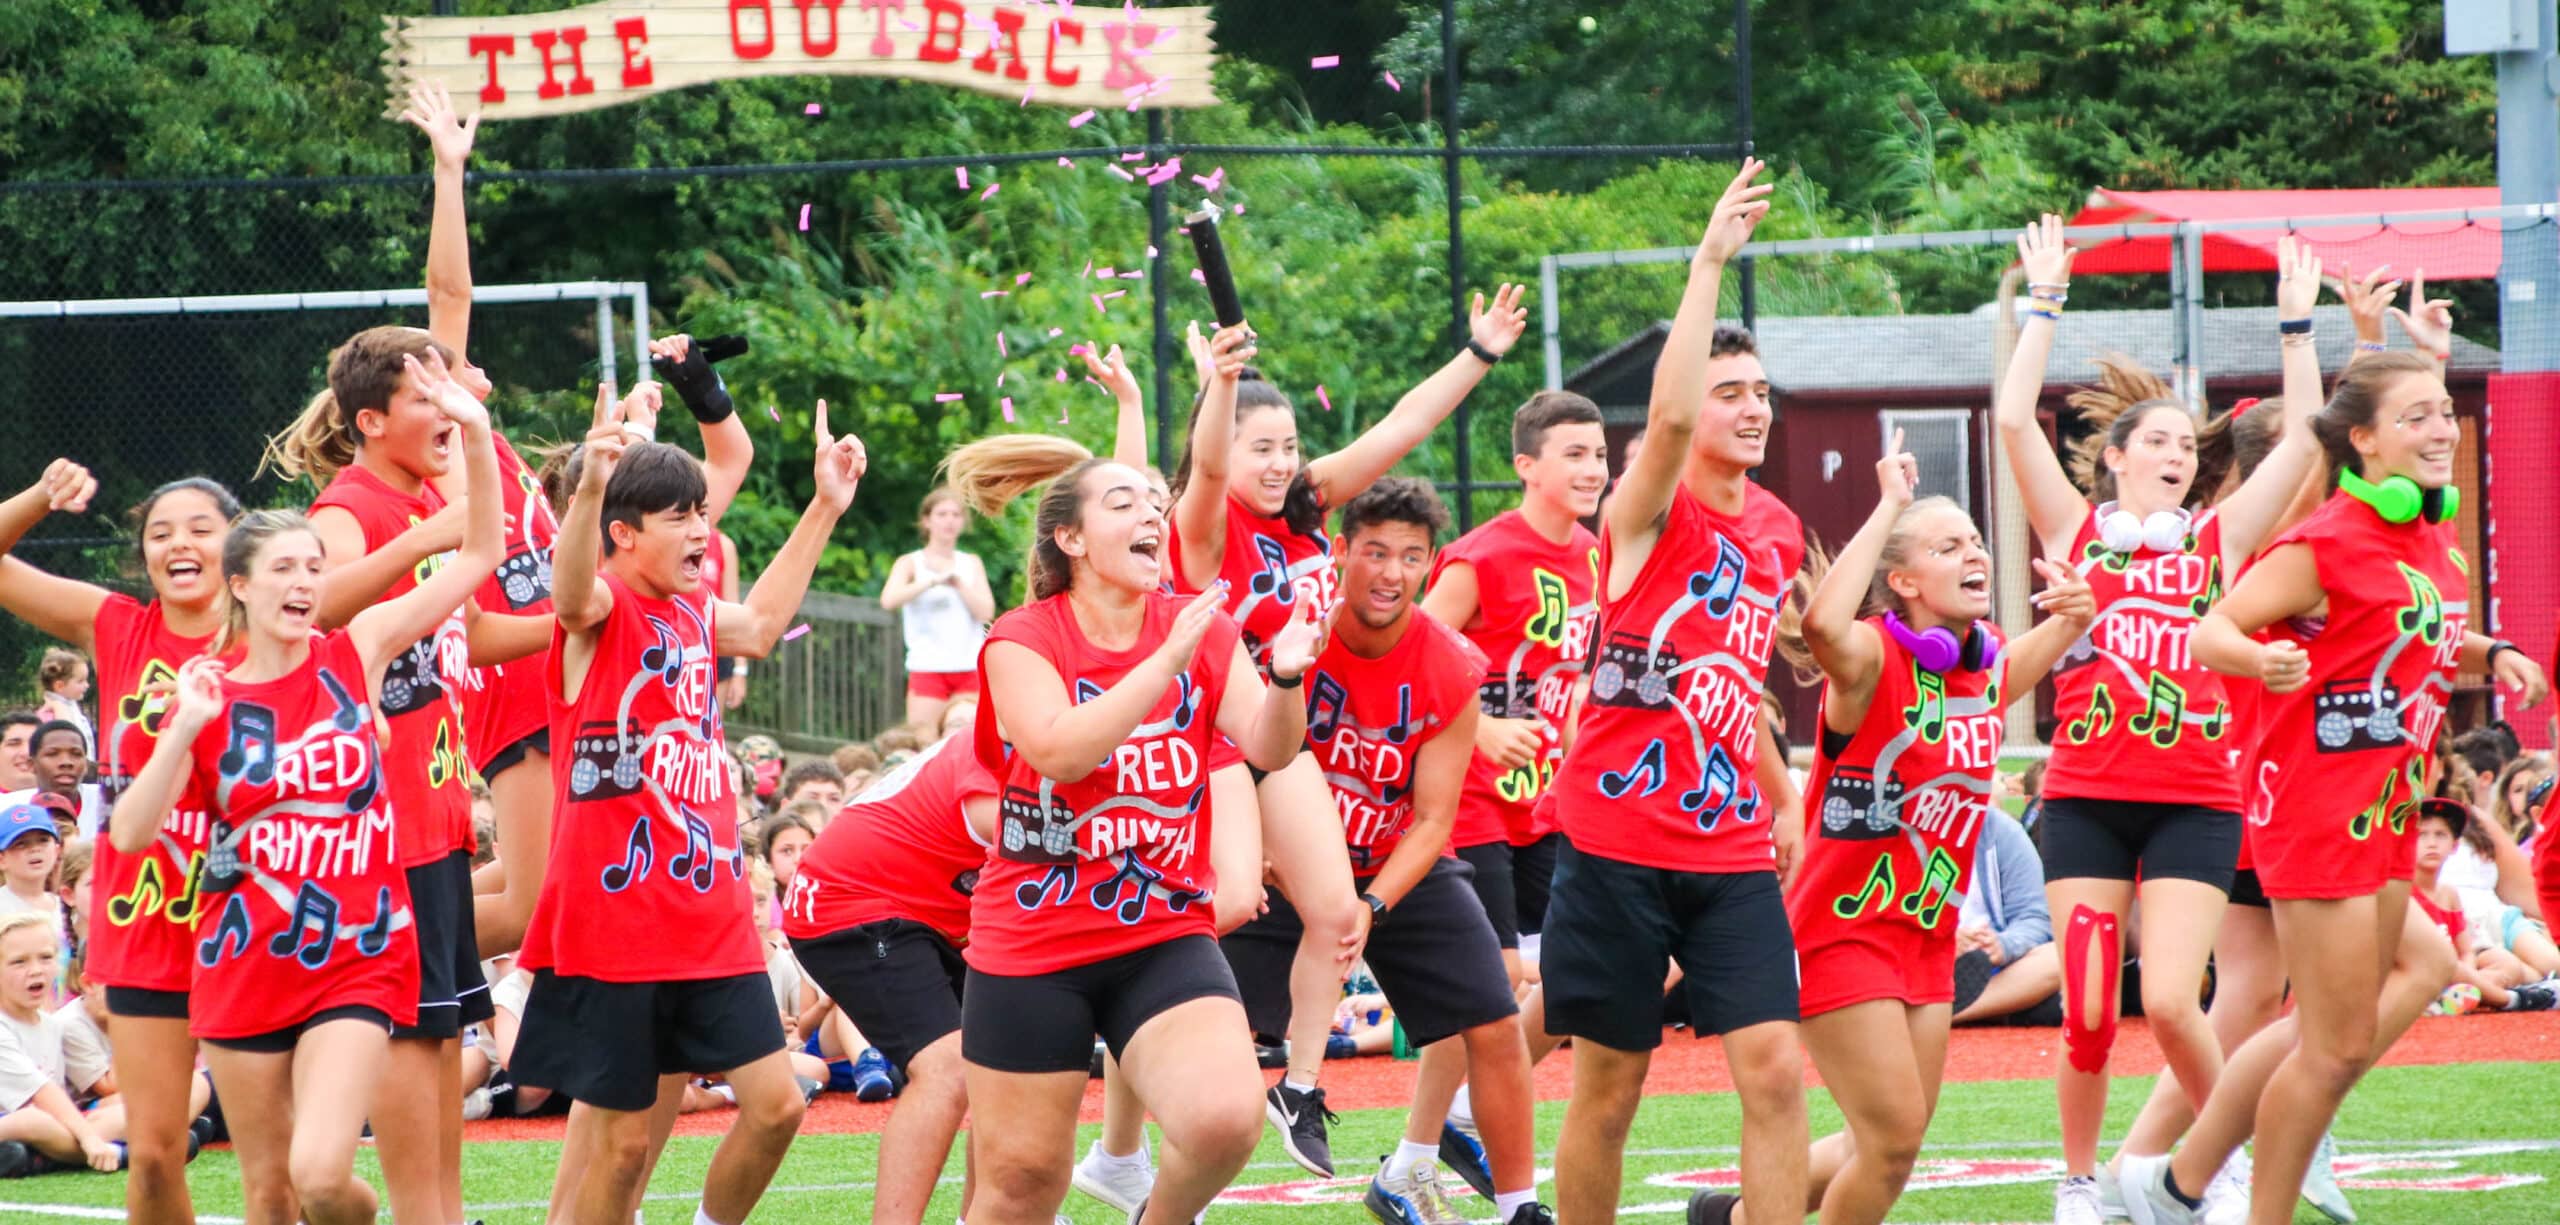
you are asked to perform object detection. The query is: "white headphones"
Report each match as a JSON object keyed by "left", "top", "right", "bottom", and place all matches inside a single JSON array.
[{"left": 2095, "top": 502, "right": 2191, "bottom": 554}]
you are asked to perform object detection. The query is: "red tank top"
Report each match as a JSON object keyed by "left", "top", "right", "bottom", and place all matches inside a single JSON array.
[
  {"left": 967, "top": 591, "right": 1240, "bottom": 976},
  {"left": 782, "top": 736, "right": 997, "bottom": 945},
  {"left": 521, "top": 573, "right": 762, "bottom": 983},
  {"left": 183, "top": 631, "right": 419, "bottom": 1039},
  {"left": 1550, "top": 482, "right": 1804, "bottom": 873},
  {"left": 1305, "top": 611, "right": 1486, "bottom": 873},
  {"left": 2534, "top": 826, "right": 2560, "bottom": 933},
  {"left": 2043, "top": 507, "right": 2236, "bottom": 808},
  {"left": 1787, "top": 621, "right": 2011, "bottom": 938},
  {"left": 2413, "top": 888, "right": 2467, "bottom": 949},
  {"left": 2251, "top": 492, "right": 2468, "bottom": 850},
  {"left": 309, "top": 465, "right": 472, "bottom": 865},
  {"left": 461, "top": 435, "right": 559, "bottom": 769},
  {"left": 88, "top": 596, "right": 217, "bottom": 993},
  {"left": 1434, "top": 511, "right": 1600, "bottom": 848},
  {"left": 1168, "top": 493, "right": 1338, "bottom": 678}
]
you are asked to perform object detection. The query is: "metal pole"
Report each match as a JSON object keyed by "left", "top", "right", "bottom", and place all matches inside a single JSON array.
[
  {"left": 2166, "top": 223, "right": 2190, "bottom": 405},
  {"left": 1442, "top": 0, "right": 1472, "bottom": 532},
  {"left": 2180, "top": 225, "right": 2208, "bottom": 408},
  {"left": 631, "top": 283, "right": 650, "bottom": 372},
  {"left": 595, "top": 291, "right": 618, "bottom": 393},
  {"left": 1147, "top": 109, "right": 1175, "bottom": 473},
  {"left": 2492, "top": 1, "right": 2560, "bottom": 372},
  {"left": 1540, "top": 255, "right": 1563, "bottom": 390},
  {"left": 1733, "top": 0, "right": 1755, "bottom": 332}
]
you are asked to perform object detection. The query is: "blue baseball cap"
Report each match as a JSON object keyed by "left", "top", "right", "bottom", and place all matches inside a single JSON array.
[{"left": 0, "top": 805, "right": 58, "bottom": 852}]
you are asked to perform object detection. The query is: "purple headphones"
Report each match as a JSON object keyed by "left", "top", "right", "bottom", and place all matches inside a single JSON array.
[{"left": 1882, "top": 611, "right": 1990, "bottom": 674}]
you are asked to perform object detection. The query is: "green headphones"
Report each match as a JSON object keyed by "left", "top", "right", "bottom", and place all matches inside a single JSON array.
[{"left": 2339, "top": 467, "right": 2459, "bottom": 524}]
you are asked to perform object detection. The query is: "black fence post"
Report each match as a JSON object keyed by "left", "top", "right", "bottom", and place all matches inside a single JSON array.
[
  {"left": 1733, "top": 0, "right": 1756, "bottom": 332},
  {"left": 1442, "top": 0, "right": 1471, "bottom": 533},
  {"left": 1147, "top": 109, "right": 1174, "bottom": 473}
]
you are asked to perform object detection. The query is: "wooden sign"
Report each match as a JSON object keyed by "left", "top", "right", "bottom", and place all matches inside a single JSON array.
[{"left": 380, "top": 0, "right": 1220, "bottom": 119}]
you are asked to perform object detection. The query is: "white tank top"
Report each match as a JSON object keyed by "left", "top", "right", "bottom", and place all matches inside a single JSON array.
[{"left": 901, "top": 556, "right": 988, "bottom": 673}]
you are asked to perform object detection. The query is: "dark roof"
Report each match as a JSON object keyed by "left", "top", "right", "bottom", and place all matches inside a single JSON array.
[{"left": 1566, "top": 305, "right": 2500, "bottom": 406}]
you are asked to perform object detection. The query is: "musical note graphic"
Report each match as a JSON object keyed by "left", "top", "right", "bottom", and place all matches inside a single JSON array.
[
  {"left": 1308, "top": 673, "right": 1350, "bottom": 742},
  {"left": 2197, "top": 701, "right": 2230, "bottom": 741},
  {"left": 639, "top": 621, "right": 687, "bottom": 685},
  {"left": 109, "top": 858, "right": 167, "bottom": 926},
  {"left": 267, "top": 881, "right": 342, "bottom": 970},
  {"left": 121, "top": 659, "right": 179, "bottom": 736},
  {"left": 1090, "top": 855, "right": 1164, "bottom": 924},
  {"left": 2394, "top": 562, "right": 2446, "bottom": 644},
  {"left": 1014, "top": 863, "right": 1075, "bottom": 909},
  {"left": 1685, "top": 744, "right": 1740, "bottom": 828},
  {"left": 165, "top": 851, "right": 207, "bottom": 926},
  {"left": 355, "top": 886, "right": 396, "bottom": 956},
  {"left": 1526, "top": 570, "right": 1569, "bottom": 646},
  {"left": 428, "top": 719, "right": 463, "bottom": 788},
  {"left": 1899, "top": 847, "right": 1963, "bottom": 928},
  {"left": 1599, "top": 740, "right": 1668, "bottom": 799},
  {"left": 599, "top": 818, "right": 653, "bottom": 892},
  {"left": 219, "top": 706, "right": 279, "bottom": 785},
  {"left": 2188, "top": 557, "right": 2226, "bottom": 617},
  {"left": 2064, "top": 682, "right": 2116, "bottom": 744},
  {"left": 2126, "top": 674, "right": 2189, "bottom": 749},
  {"left": 318, "top": 668, "right": 366, "bottom": 732},
  {"left": 1832, "top": 855, "right": 1895, "bottom": 920},
  {"left": 345, "top": 757, "right": 381, "bottom": 815},
  {"left": 1246, "top": 535, "right": 1293, "bottom": 600},
  {"left": 668, "top": 813, "right": 717, "bottom": 893},
  {"left": 197, "top": 893, "right": 252, "bottom": 966},
  {"left": 1904, "top": 669, "right": 1948, "bottom": 742},
  {"left": 1691, "top": 537, "right": 1748, "bottom": 619}
]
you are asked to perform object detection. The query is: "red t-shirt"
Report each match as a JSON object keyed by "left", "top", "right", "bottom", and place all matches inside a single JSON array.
[
  {"left": 1787, "top": 620, "right": 2011, "bottom": 938},
  {"left": 967, "top": 591, "right": 1239, "bottom": 976},
  {"left": 87, "top": 596, "right": 217, "bottom": 993},
  {"left": 1550, "top": 482, "right": 1804, "bottom": 873},
  {"left": 460, "top": 435, "right": 559, "bottom": 770},
  {"left": 1434, "top": 511, "right": 1600, "bottom": 848},
  {"left": 2044, "top": 508, "right": 2237, "bottom": 809},
  {"left": 1304, "top": 611, "right": 1486, "bottom": 874},
  {"left": 1167, "top": 493, "right": 1338, "bottom": 679},
  {"left": 782, "top": 735, "right": 997, "bottom": 945},
  {"left": 183, "top": 631, "right": 420, "bottom": 1039},
  {"left": 2532, "top": 826, "right": 2560, "bottom": 931},
  {"left": 2249, "top": 492, "right": 2469, "bottom": 892},
  {"left": 309, "top": 465, "right": 472, "bottom": 865},
  {"left": 520, "top": 573, "right": 761, "bottom": 983}
]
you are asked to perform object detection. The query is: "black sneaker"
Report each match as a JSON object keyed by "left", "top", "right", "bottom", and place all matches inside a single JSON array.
[
  {"left": 1506, "top": 1203, "right": 1556, "bottom": 1225},
  {"left": 1437, "top": 1120, "right": 1496, "bottom": 1200},
  {"left": 1685, "top": 1189, "right": 1740, "bottom": 1225},
  {"left": 1265, "top": 1082, "right": 1338, "bottom": 1176},
  {"left": 2506, "top": 981, "right": 2558, "bottom": 1011},
  {"left": 0, "top": 1142, "right": 34, "bottom": 1179}
]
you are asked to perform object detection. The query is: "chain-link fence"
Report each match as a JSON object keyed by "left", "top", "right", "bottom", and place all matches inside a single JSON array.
[{"left": 1542, "top": 203, "right": 2560, "bottom": 751}]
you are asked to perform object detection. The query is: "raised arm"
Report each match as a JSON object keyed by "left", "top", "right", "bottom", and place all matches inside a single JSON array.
[
  {"left": 351, "top": 351, "right": 503, "bottom": 671},
  {"left": 311, "top": 504, "right": 462, "bottom": 631},
  {"left": 716, "top": 400, "right": 863, "bottom": 659},
  {"left": 1303, "top": 284, "right": 1528, "bottom": 506},
  {"left": 649, "top": 335, "right": 756, "bottom": 526},
  {"left": 1216, "top": 597, "right": 1321, "bottom": 772},
  {"left": 2214, "top": 237, "right": 2328, "bottom": 561},
  {"left": 1998, "top": 558, "right": 2098, "bottom": 694},
  {"left": 1607, "top": 160, "right": 1772, "bottom": 557},
  {"left": 108, "top": 658, "right": 218, "bottom": 855},
  {"left": 403, "top": 81, "right": 481, "bottom": 359},
  {"left": 1996, "top": 214, "right": 2089, "bottom": 556},
  {"left": 1172, "top": 322, "right": 1256, "bottom": 589},
  {"left": 1801, "top": 436, "right": 1913, "bottom": 733},
  {"left": 2391, "top": 269, "right": 2457, "bottom": 382},
  {"left": 0, "top": 461, "right": 108, "bottom": 649},
  {"left": 550, "top": 386, "right": 633, "bottom": 636},
  {"left": 1086, "top": 342, "right": 1150, "bottom": 469}
]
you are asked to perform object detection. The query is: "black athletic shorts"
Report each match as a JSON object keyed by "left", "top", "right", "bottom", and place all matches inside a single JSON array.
[
  {"left": 203, "top": 1005, "right": 392, "bottom": 1055},
  {"left": 104, "top": 986, "right": 188, "bottom": 1021},
  {"left": 1540, "top": 841, "right": 1799, "bottom": 1050},
  {"left": 1225, "top": 858, "right": 1519, "bottom": 1048},
  {"left": 2228, "top": 866, "right": 2270, "bottom": 909},
  {"left": 481, "top": 729, "right": 552, "bottom": 783},
  {"left": 511, "top": 969, "right": 787, "bottom": 1111},
  {"left": 793, "top": 919, "right": 968, "bottom": 1077},
  {"left": 962, "top": 935, "right": 1239, "bottom": 1074},
  {"left": 1455, "top": 833, "right": 1562, "bottom": 949},
  {"left": 2039, "top": 797, "right": 2241, "bottom": 892},
  {"left": 395, "top": 850, "right": 494, "bottom": 1040}
]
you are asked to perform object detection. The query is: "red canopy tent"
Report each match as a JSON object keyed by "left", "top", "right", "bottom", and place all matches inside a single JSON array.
[{"left": 2067, "top": 187, "right": 2505, "bottom": 279}]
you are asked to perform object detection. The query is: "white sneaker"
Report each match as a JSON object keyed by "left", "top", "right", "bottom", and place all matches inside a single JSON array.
[
  {"left": 2057, "top": 1174, "right": 2107, "bottom": 1225},
  {"left": 2300, "top": 1131, "right": 2356, "bottom": 1222},
  {"left": 2199, "top": 1152, "right": 2250, "bottom": 1225},
  {"left": 1072, "top": 1140, "right": 1155, "bottom": 1216},
  {"left": 2117, "top": 1154, "right": 2197, "bottom": 1225},
  {"left": 2095, "top": 1161, "right": 2131, "bottom": 1220},
  {"left": 1366, "top": 1160, "right": 1466, "bottom": 1225}
]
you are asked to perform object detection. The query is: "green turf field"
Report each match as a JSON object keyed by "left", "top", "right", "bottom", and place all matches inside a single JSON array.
[{"left": 4, "top": 1061, "right": 2553, "bottom": 1223}]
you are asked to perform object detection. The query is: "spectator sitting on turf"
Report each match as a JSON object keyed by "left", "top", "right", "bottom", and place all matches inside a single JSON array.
[
  {"left": 758, "top": 812, "right": 816, "bottom": 905},
  {"left": 2414, "top": 799, "right": 2555, "bottom": 1013},
  {"left": 0, "top": 808, "right": 62, "bottom": 933},
  {"left": 774, "top": 760, "right": 845, "bottom": 816},
  {"left": 0, "top": 722, "right": 102, "bottom": 842},
  {"left": 745, "top": 860, "right": 834, "bottom": 1097},
  {"left": 0, "top": 913, "right": 120, "bottom": 1176},
  {"left": 1952, "top": 809, "right": 2063, "bottom": 1026}
]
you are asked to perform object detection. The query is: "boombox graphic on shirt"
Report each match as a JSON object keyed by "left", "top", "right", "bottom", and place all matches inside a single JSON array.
[
  {"left": 2313, "top": 680, "right": 2406, "bottom": 753},
  {"left": 1818, "top": 765, "right": 1906, "bottom": 841}
]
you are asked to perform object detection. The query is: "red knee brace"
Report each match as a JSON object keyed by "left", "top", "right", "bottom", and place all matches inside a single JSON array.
[{"left": 2061, "top": 904, "right": 2121, "bottom": 1075}]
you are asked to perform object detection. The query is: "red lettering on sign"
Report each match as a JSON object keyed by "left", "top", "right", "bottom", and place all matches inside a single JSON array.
[
  {"left": 467, "top": 34, "right": 517, "bottom": 103},
  {"left": 917, "top": 0, "right": 965, "bottom": 63},
  {"left": 732, "top": 0, "right": 777, "bottom": 59},
  {"left": 794, "top": 0, "right": 846, "bottom": 57},
  {"left": 860, "top": 0, "right": 903, "bottom": 57},
  {"left": 971, "top": 7, "right": 1028, "bottom": 79},
  {"left": 529, "top": 27, "right": 596, "bottom": 100},
  {"left": 1100, "top": 20, "right": 1161, "bottom": 91},
  {"left": 1043, "top": 18, "right": 1084, "bottom": 86},
  {"left": 614, "top": 18, "right": 654, "bottom": 87}
]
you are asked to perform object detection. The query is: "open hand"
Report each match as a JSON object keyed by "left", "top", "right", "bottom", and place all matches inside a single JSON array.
[
  {"left": 2389, "top": 269, "right": 2457, "bottom": 360},
  {"left": 1161, "top": 585, "right": 1228, "bottom": 668},
  {"left": 168, "top": 657, "right": 226, "bottom": 737},
  {"left": 399, "top": 81, "right": 480, "bottom": 169},
  {"left": 2016, "top": 212, "right": 2076, "bottom": 291},
  {"left": 2275, "top": 235, "right": 2322, "bottom": 321},
  {"left": 1265, "top": 595, "right": 1326, "bottom": 683},
  {"left": 405, "top": 348, "right": 490, "bottom": 431},
  {"left": 1468, "top": 283, "right": 1529, "bottom": 358},
  {"left": 1082, "top": 342, "right": 1143, "bottom": 406},
  {"left": 1698, "top": 158, "right": 1773, "bottom": 267},
  {"left": 2328, "top": 260, "right": 2402, "bottom": 345},
  {"left": 2029, "top": 557, "right": 2095, "bottom": 624}
]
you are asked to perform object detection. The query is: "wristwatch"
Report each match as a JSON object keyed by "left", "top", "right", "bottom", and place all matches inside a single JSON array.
[{"left": 1361, "top": 892, "right": 1388, "bottom": 926}]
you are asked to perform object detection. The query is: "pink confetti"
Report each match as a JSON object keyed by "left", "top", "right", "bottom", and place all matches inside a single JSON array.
[
  {"left": 1056, "top": 368, "right": 1069, "bottom": 382},
  {"left": 797, "top": 203, "right": 810, "bottom": 231},
  {"left": 1069, "top": 109, "right": 1097, "bottom": 128},
  {"left": 1384, "top": 72, "right": 1401, "bottom": 92},
  {"left": 1091, "top": 294, "right": 1109, "bottom": 314},
  {"left": 1232, "top": 203, "right": 1246, "bottom": 215},
  {"left": 997, "top": 370, "right": 1009, "bottom": 386},
  {"left": 1020, "top": 84, "right": 1035, "bottom": 106},
  {"left": 1120, "top": 270, "right": 1144, "bottom": 280},
  {"left": 1097, "top": 266, "right": 1117, "bottom": 279},
  {"left": 1145, "top": 157, "right": 1184, "bottom": 186},
  {"left": 1317, "top": 385, "right": 1332, "bottom": 411},
  {"left": 997, "top": 333, "right": 1010, "bottom": 357},
  {"left": 804, "top": 102, "right": 823, "bottom": 115},
  {"left": 1099, "top": 290, "right": 1127, "bottom": 301},
  {"left": 1059, "top": 157, "right": 1075, "bottom": 167},
  {"left": 935, "top": 392, "right": 966, "bottom": 402},
  {"left": 1120, "top": 151, "right": 1146, "bottom": 162},
  {"left": 1080, "top": 258, "right": 1093, "bottom": 278},
  {"left": 783, "top": 623, "right": 812, "bottom": 642},
  {"left": 1001, "top": 396, "right": 1016, "bottom": 422},
  {"left": 1191, "top": 268, "right": 1207, "bottom": 283},
  {"left": 956, "top": 167, "right": 970, "bottom": 191},
  {"left": 1191, "top": 169, "right": 1225, "bottom": 192},
  {"left": 767, "top": 404, "right": 781, "bottom": 421},
  {"left": 897, "top": 16, "right": 918, "bottom": 29},
  {"left": 1310, "top": 55, "right": 1341, "bottom": 69},
  {"left": 1016, "top": 272, "right": 1034, "bottom": 285},
  {"left": 1146, "top": 245, "right": 1159, "bottom": 258},
  {"left": 1059, "top": 405, "right": 1072, "bottom": 424},
  {"left": 980, "top": 289, "right": 1009, "bottom": 298},
  {"left": 1107, "top": 164, "right": 1135, "bottom": 182},
  {"left": 1069, "top": 344, "right": 1093, "bottom": 356},
  {"left": 1047, "top": 327, "right": 1063, "bottom": 337},
  {"left": 981, "top": 182, "right": 1000, "bottom": 201}
]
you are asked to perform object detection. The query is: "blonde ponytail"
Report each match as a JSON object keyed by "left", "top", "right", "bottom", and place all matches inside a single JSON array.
[{"left": 939, "top": 435, "right": 1107, "bottom": 601}]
